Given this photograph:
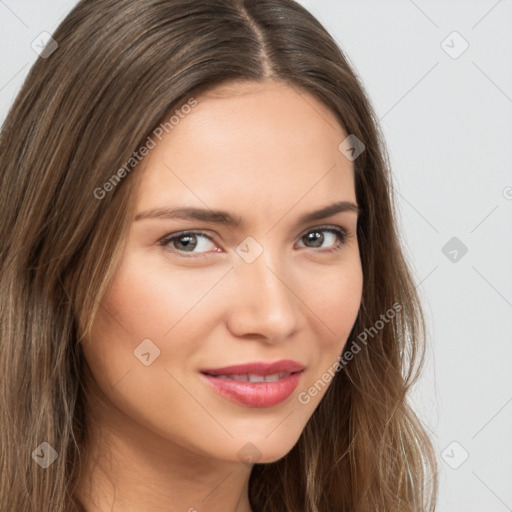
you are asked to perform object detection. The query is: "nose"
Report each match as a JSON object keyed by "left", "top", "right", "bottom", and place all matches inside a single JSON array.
[{"left": 225, "top": 248, "right": 300, "bottom": 343}]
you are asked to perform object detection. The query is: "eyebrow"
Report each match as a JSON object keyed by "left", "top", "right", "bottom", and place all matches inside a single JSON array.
[{"left": 134, "top": 200, "right": 360, "bottom": 227}]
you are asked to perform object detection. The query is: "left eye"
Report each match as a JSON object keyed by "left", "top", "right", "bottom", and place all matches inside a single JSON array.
[
  {"left": 160, "top": 227, "right": 347, "bottom": 256},
  {"left": 297, "top": 227, "right": 347, "bottom": 250}
]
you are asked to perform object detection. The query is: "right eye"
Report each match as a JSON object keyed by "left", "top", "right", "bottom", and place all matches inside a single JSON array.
[{"left": 159, "top": 230, "right": 219, "bottom": 256}]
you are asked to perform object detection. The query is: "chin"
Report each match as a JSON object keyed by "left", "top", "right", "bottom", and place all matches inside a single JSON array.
[{"left": 227, "top": 432, "right": 302, "bottom": 466}]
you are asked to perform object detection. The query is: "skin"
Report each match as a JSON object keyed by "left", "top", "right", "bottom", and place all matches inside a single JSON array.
[{"left": 75, "top": 79, "right": 363, "bottom": 512}]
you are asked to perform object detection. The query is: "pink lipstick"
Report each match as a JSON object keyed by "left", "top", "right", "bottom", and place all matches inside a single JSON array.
[{"left": 200, "top": 360, "right": 305, "bottom": 408}]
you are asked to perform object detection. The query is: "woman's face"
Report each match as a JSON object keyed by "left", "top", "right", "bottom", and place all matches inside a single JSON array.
[{"left": 83, "top": 80, "right": 363, "bottom": 465}]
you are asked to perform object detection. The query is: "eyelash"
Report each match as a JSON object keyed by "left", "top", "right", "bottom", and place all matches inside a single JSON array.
[{"left": 158, "top": 225, "right": 348, "bottom": 258}]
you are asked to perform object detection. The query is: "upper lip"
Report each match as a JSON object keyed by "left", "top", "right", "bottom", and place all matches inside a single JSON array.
[{"left": 201, "top": 359, "right": 305, "bottom": 376}]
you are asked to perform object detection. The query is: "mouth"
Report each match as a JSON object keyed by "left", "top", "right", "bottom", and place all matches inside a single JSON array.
[
  {"left": 203, "top": 372, "right": 298, "bottom": 383},
  {"left": 199, "top": 360, "right": 305, "bottom": 408}
]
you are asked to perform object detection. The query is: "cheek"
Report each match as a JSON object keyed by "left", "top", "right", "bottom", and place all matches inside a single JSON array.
[
  {"left": 300, "top": 259, "right": 363, "bottom": 346},
  {"left": 96, "top": 254, "right": 226, "bottom": 340},
  {"left": 82, "top": 252, "right": 231, "bottom": 399},
  {"left": 81, "top": 256, "right": 234, "bottom": 451},
  {"left": 292, "top": 264, "right": 362, "bottom": 411}
]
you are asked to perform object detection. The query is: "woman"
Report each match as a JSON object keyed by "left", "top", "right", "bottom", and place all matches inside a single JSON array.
[{"left": 0, "top": 0, "right": 438, "bottom": 510}]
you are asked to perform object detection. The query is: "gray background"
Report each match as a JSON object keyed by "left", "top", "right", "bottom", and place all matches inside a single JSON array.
[{"left": 1, "top": 1, "right": 511, "bottom": 510}]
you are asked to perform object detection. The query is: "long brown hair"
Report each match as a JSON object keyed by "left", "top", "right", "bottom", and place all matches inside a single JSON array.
[{"left": 0, "top": 0, "right": 438, "bottom": 510}]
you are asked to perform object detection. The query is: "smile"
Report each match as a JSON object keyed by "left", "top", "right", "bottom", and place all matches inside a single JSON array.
[{"left": 200, "top": 364, "right": 304, "bottom": 408}]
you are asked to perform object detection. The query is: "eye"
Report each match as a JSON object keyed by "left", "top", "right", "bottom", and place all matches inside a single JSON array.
[
  {"left": 160, "top": 231, "right": 218, "bottom": 255},
  {"left": 296, "top": 226, "right": 347, "bottom": 252}
]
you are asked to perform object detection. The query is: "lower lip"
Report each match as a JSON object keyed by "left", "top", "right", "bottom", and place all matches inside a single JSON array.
[{"left": 200, "top": 372, "right": 302, "bottom": 408}]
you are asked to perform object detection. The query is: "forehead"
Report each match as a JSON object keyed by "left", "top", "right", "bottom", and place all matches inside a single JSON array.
[{"left": 134, "top": 80, "right": 356, "bottom": 218}]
